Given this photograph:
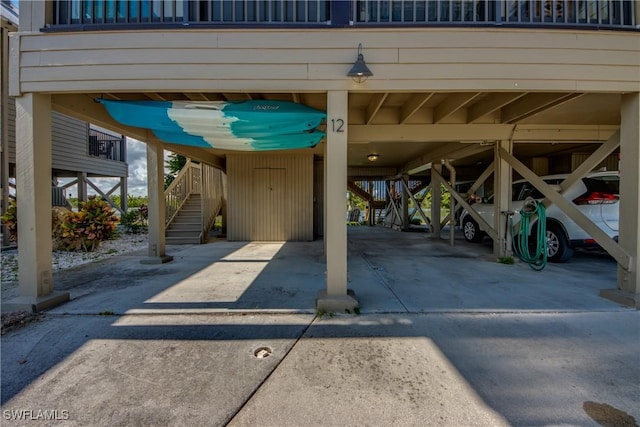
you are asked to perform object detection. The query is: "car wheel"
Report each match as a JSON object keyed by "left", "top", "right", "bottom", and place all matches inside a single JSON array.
[
  {"left": 545, "top": 224, "right": 574, "bottom": 263},
  {"left": 462, "top": 217, "right": 484, "bottom": 243}
]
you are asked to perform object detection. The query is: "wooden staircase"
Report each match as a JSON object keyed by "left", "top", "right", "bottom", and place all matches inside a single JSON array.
[{"left": 165, "top": 194, "right": 202, "bottom": 244}]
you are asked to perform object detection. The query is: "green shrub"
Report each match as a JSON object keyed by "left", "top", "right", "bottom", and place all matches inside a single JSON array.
[
  {"left": 0, "top": 196, "right": 17, "bottom": 242},
  {"left": 54, "top": 196, "right": 119, "bottom": 252},
  {"left": 121, "top": 204, "right": 148, "bottom": 234}
]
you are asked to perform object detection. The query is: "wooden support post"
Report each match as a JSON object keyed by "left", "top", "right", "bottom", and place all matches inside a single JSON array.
[
  {"left": 317, "top": 91, "right": 358, "bottom": 312},
  {"left": 401, "top": 175, "right": 410, "bottom": 231},
  {"left": 4, "top": 94, "right": 68, "bottom": 312},
  {"left": 603, "top": 93, "right": 640, "bottom": 307},
  {"left": 431, "top": 164, "right": 442, "bottom": 238},
  {"left": 142, "top": 141, "right": 172, "bottom": 264},
  {"left": 1, "top": 25, "right": 10, "bottom": 247},
  {"left": 494, "top": 140, "right": 513, "bottom": 257},
  {"left": 77, "top": 172, "right": 87, "bottom": 202},
  {"left": 120, "top": 177, "right": 128, "bottom": 213}
]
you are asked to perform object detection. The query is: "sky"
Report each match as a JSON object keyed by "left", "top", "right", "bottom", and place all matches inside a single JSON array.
[{"left": 126, "top": 137, "right": 150, "bottom": 196}]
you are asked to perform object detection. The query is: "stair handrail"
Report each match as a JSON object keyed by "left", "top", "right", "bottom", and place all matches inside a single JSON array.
[
  {"left": 165, "top": 159, "right": 194, "bottom": 228},
  {"left": 198, "top": 164, "right": 226, "bottom": 243}
]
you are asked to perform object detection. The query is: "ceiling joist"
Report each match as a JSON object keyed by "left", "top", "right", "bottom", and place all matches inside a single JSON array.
[
  {"left": 366, "top": 93, "right": 388, "bottom": 125},
  {"left": 467, "top": 93, "right": 527, "bottom": 123},
  {"left": 222, "top": 93, "right": 252, "bottom": 101},
  {"left": 434, "top": 92, "right": 482, "bottom": 123},
  {"left": 185, "top": 93, "right": 210, "bottom": 101},
  {"left": 400, "top": 93, "right": 434, "bottom": 124},
  {"left": 502, "top": 93, "right": 584, "bottom": 123},
  {"left": 144, "top": 92, "right": 166, "bottom": 101}
]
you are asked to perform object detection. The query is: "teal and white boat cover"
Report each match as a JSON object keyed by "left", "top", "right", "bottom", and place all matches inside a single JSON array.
[{"left": 98, "top": 99, "right": 326, "bottom": 151}]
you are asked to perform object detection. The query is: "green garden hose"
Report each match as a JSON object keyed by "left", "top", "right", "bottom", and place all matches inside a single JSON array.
[{"left": 511, "top": 197, "right": 547, "bottom": 271}]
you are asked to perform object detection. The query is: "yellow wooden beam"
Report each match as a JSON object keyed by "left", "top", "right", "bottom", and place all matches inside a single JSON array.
[
  {"left": 366, "top": 93, "right": 388, "bottom": 125},
  {"left": 400, "top": 93, "right": 434, "bottom": 124},
  {"left": 467, "top": 93, "right": 527, "bottom": 123},
  {"left": 501, "top": 93, "right": 583, "bottom": 123},
  {"left": 434, "top": 92, "right": 482, "bottom": 123}
]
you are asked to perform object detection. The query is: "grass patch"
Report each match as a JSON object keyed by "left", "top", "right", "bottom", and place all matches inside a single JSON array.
[{"left": 497, "top": 256, "right": 515, "bottom": 265}]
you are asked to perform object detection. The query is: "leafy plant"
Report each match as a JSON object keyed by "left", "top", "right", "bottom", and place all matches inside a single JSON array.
[
  {"left": 497, "top": 256, "right": 515, "bottom": 265},
  {"left": 0, "top": 196, "right": 18, "bottom": 242},
  {"left": 54, "top": 196, "right": 119, "bottom": 252},
  {"left": 111, "top": 194, "right": 149, "bottom": 209},
  {"left": 121, "top": 204, "right": 148, "bottom": 234}
]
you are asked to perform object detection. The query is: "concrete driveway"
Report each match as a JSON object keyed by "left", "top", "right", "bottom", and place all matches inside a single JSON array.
[{"left": 1, "top": 227, "right": 638, "bottom": 426}]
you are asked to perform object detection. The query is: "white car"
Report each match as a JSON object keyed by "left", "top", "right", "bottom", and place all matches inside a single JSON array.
[{"left": 459, "top": 171, "right": 620, "bottom": 262}]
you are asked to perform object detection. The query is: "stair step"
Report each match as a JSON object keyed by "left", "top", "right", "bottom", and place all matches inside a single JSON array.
[
  {"left": 173, "top": 215, "right": 201, "bottom": 224},
  {"left": 166, "top": 237, "right": 201, "bottom": 245},
  {"left": 164, "top": 193, "right": 206, "bottom": 244},
  {"left": 167, "top": 226, "right": 201, "bottom": 233},
  {"left": 175, "top": 214, "right": 200, "bottom": 219}
]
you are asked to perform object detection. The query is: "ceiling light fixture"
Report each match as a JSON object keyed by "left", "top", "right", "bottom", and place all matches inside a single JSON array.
[
  {"left": 367, "top": 153, "right": 379, "bottom": 162},
  {"left": 347, "top": 43, "right": 373, "bottom": 83}
]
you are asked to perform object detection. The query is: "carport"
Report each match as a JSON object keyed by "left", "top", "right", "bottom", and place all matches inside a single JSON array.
[
  {"left": 6, "top": 12, "right": 640, "bottom": 311},
  {"left": 341, "top": 91, "right": 638, "bottom": 309},
  {"left": 8, "top": 90, "right": 640, "bottom": 313}
]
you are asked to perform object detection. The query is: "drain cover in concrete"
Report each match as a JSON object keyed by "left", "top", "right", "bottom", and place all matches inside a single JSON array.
[{"left": 254, "top": 347, "right": 272, "bottom": 359}]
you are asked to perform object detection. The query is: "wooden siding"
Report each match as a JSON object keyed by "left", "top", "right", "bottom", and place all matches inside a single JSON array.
[
  {"left": 572, "top": 152, "right": 619, "bottom": 172},
  {"left": 227, "top": 153, "right": 313, "bottom": 241},
  {"left": 6, "top": 104, "right": 127, "bottom": 177},
  {"left": 13, "top": 28, "right": 640, "bottom": 94},
  {"left": 51, "top": 112, "right": 126, "bottom": 177},
  {"left": 314, "top": 159, "right": 324, "bottom": 238}
]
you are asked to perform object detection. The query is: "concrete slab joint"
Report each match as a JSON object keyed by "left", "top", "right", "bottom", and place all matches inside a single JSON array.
[{"left": 316, "top": 289, "right": 359, "bottom": 313}]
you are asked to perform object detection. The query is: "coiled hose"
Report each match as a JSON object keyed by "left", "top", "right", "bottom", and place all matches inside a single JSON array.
[{"left": 511, "top": 197, "right": 547, "bottom": 271}]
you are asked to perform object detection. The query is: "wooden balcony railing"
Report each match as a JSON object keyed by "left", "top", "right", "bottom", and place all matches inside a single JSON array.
[
  {"left": 88, "top": 128, "right": 126, "bottom": 162},
  {"left": 50, "top": 0, "right": 636, "bottom": 30}
]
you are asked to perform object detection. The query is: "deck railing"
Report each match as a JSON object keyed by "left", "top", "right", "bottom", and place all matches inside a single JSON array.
[
  {"left": 88, "top": 128, "right": 126, "bottom": 162},
  {"left": 53, "top": 0, "right": 331, "bottom": 26},
  {"left": 165, "top": 158, "right": 195, "bottom": 227},
  {"left": 51, "top": 0, "right": 635, "bottom": 29},
  {"left": 164, "top": 159, "right": 226, "bottom": 242},
  {"left": 199, "top": 163, "right": 225, "bottom": 243},
  {"left": 353, "top": 0, "right": 635, "bottom": 27}
]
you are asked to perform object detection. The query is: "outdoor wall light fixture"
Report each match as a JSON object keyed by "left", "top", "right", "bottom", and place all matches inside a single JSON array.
[
  {"left": 347, "top": 43, "right": 373, "bottom": 83},
  {"left": 367, "top": 153, "right": 380, "bottom": 162}
]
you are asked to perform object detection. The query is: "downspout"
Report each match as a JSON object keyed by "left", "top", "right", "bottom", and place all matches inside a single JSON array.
[{"left": 443, "top": 159, "right": 456, "bottom": 247}]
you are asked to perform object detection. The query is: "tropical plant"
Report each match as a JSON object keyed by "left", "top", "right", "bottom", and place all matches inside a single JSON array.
[
  {"left": 121, "top": 204, "right": 148, "bottom": 234},
  {"left": 54, "top": 196, "right": 119, "bottom": 252},
  {"left": 0, "top": 196, "right": 18, "bottom": 242}
]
